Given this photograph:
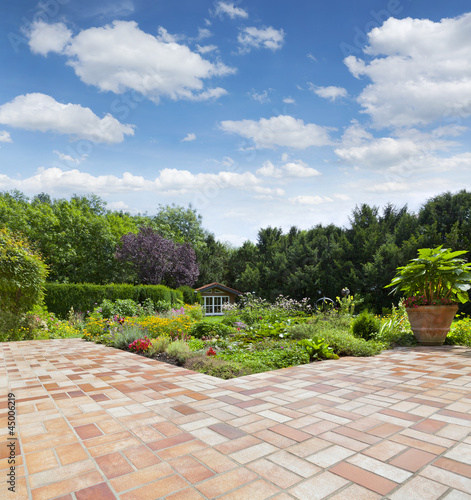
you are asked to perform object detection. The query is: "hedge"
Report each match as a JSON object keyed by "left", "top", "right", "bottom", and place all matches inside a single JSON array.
[{"left": 44, "top": 283, "right": 184, "bottom": 318}]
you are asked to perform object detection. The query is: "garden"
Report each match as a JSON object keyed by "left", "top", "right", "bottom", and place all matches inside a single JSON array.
[{"left": 10, "top": 289, "right": 471, "bottom": 380}]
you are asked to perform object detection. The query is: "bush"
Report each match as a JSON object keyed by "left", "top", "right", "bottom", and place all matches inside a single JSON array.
[
  {"left": 188, "top": 338, "right": 205, "bottom": 351},
  {"left": 184, "top": 355, "right": 252, "bottom": 379},
  {"left": 289, "top": 321, "right": 384, "bottom": 357},
  {"left": 351, "top": 311, "right": 381, "bottom": 340},
  {"left": 111, "top": 325, "right": 147, "bottom": 350},
  {"left": 190, "top": 321, "right": 234, "bottom": 339},
  {"left": 0, "top": 228, "right": 49, "bottom": 341},
  {"left": 148, "top": 336, "right": 171, "bottom": 355},
  {"left": 166, "top": 340, "right": 191, "bottom": 362},
  {"left": 44, "top": 283, "right": 183, "bottom": 318},
  {"left": 446, "top": 315, "right": 471, "bottom": 346}
]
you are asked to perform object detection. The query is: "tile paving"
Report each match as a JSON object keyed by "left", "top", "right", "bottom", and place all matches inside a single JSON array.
[{"left": 1, "top": 339, "right": 471, "bottom": 499}]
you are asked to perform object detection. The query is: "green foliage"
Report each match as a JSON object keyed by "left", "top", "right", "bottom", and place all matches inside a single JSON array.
[
  {"left": 111, "top": 325, "right": 148, "bottom": 350},
  {"left": 385, "top": 246, "right": 471, "bottom": 304},
  {"left": 445, "top": 315, "right": 471, "bottom": 346},
  {"left": 374, "top": 303, "right": 417, "bottom": 347},
  {"left": 178, "top": 285, "right": 199, "bottom": 304},
  {"left": 99, "top": 298, "right": 139, "bottom": 318},
  {"left": 184, "top": 355, "right": 252, "bottom": 379},
  {"left": 289, "top": 319, "right": 384, "bottom": 357},
  {"left": 188, "top": 338, "right": 205, "bottom": 351},
  {"left": 0, "top": 227, "right": 49, "bottom": 340},
  {"left": 218, "top": 341, "right": 309, "bottom": 371},
  {"left": 148, "top": 336, "right": 171, "bottom": 355},
  {"left": 298, "top": 338, "right": 339, "bottom": 360},
  {"left": 166, "top": 340, "right": 191, "bottom": 362},
  {"left": 44, "top": 283, "right": 183, "bottom": 318},
  {"left": 351, "top": 311, "right": 381, "bottom": 341},
  {"left": 190, "top": 320, "right": 234, "bottom": 339}
]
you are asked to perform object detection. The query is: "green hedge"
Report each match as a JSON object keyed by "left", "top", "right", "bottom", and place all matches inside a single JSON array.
[{"left": 45, "top": 283, "right": 183, "bottom": 318}]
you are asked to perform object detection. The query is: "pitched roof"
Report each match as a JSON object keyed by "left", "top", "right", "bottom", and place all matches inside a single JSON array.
[{"left": 194, "top": 282, "right": 243, "bottom": 295}]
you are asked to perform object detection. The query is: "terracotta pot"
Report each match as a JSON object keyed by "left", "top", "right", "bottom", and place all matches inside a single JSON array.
[{"left": 406, "top": 305, "right": 458, "bottom": 346}]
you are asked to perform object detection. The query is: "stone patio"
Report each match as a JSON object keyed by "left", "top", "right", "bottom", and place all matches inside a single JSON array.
[{"left": 1, "top": 339, "right": 471, "bottom": 499}]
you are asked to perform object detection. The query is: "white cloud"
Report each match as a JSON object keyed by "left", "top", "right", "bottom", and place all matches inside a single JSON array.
[
  {"left": 196, "top": 44, "right": 218, "bottom": 54},
  {"left": 257, "top": 161, "right": 282, "bottom": 178},
  {"left": 310, "top": 85, "right": 347, "bottom": 101},
  {"left": 283, "top": 97, "right": 295, "bottom": 104},
  {"left": 220, "top": 115, "right": 333, "bottom": 149},
  {"left": 197, "top": 27, "right": 213, "bottom": 40},
  {"left": 27, "top": 20, "right": 235, "bottom": 104},
  {"left": 214, "top": 2, "right": 248, "bottom": 19},
  {"left": 0, "top": 130, "right": 12, "bottom": 142},
  {"left": 108, "top": 200, "right": 130, "bottom": 211},
  {"left": 345, "top": 13, "right": 471, "bottom": 127},
  {"left": 27, "top": 21, "right": 72, "bottom": 56},
  {"left": 53, "top": 150, "right": 85, "bottom": 165},
  {"left": 257, "top": 158, "right": 321, "bottom": 178},
  {"left": 181, "top": 132, "right": 196, "bottom": 142},
  {"left": 0, "top": 93, "right": 134, "bottom": 143},
  {"left": 238, "top": 26, "right": 285, "bottom": 52},
  {"left": 248, "top": 89, "right": 270, "bottom": 104},
  {"left": 283, "top": 160, "right": 321, "bottom": 177},
  {"left": 289, "top": 195, "right": 333, "bottom": 205},
  {"left": 0, "top": 166, "right": 274, "bottom": 197}
]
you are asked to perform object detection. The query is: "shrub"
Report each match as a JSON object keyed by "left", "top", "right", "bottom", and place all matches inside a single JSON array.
[
  {"left": 44, "top": 283, "right": 183, "bottom": 318},
  {"left": 184, "top": 355, "right": 252, "bottom": 379},
  {"left": 188, "top": 338, "right": 205, "bottom": 351},
  {"left": 351, "top": 311, "right": 381, "bottom": 340},
  {"left": 166, "top": 340, "right": 190, "bottom": 362},
  {"left": 112, "top": 325, "right": 147, "bottom": 350},
  {"left": 446, "top": 315, "right": 471, "bottom": 346},
  {"left": 148, "top": 336, "right": 171, "bottom": 355},
  {"left": 289, "top": 321, "right": 384, "bottom": 357},
  {"left": 190, "top": 321, "right": 234, "bottom": 339},
  {"left": 0, "top": 227, "right": 48, "bottom": 341},
  {"left": 374, "top": 303, "right": 416, "bottom": 347},
  {"left": 298, "top": 338, "right": 339, "bottom": 360}
]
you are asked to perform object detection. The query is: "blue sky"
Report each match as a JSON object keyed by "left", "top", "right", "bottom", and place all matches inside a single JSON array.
[{"left": 1, "top": 0, "right": 471, "bottom": 245}]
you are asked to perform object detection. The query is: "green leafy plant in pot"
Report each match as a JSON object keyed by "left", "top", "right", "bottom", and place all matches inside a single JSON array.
[{"left": 385, "top": 246, "right": 471, "bottom": 345}]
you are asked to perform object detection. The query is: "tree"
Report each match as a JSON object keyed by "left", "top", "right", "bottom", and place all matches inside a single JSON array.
[
  {"left": 116, "top": 227, "right": 199, "bottom": 287},
  {"left": 0, "top": 227, "right": 48, "bottom": 339}
]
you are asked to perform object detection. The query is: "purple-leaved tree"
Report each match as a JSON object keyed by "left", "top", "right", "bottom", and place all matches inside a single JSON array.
[{"left": 116, "top": 227, "right": 199, "bottom": 286}]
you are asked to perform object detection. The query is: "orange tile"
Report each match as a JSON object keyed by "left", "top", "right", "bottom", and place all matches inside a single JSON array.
[
  {"left": 25, "top": 448, "right": 59, "bottom": 474},
  {"left": 56, "top": 443, "right": 89, "bottom": 466},
  {"left": 330, "top": 462, "right": 397, "bottom": 495},
  {"left": 195, "top": 467, "right": 258, "bottom": 498},
  {"left": 95, "top": 451, "right": 134, "bottom": 479},
  {"left": 170, "top": 455, "right": 215, "bottom": 483},
  {"left": 122, "top": 445, "right": 161, "bottom": 469},
  {"left": 119, "top": 474, "right": 188, "bottom": 500}
]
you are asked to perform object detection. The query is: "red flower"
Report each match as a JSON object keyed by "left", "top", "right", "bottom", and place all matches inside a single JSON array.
[{"left": 206, "top": 347, "right": 216, "bottom": 356}]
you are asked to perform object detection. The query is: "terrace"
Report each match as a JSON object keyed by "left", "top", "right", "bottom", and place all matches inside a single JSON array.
[{"left": 1, "top": 339, "right": 471, "bottom": 499}]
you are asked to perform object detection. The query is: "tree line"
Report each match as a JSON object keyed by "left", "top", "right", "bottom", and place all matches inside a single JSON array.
[{"left": 1, "top": 189, "right": 470, "bottom": 312}]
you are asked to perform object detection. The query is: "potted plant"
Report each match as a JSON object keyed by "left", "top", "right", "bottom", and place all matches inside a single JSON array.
[{"left": 385, "top": 246, "right": 471, "bottom": 345}]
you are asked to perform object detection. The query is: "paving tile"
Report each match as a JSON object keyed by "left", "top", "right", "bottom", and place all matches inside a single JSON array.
[
  {"left": 94, "top": 451, "right": 134, "bottom": 479},
  {"left": 25, "top": 448, "right": 59, "bottom": 474},
  {"left": 170, "top": 455, "right": 215, "bottom": 483},
  {"left": 307, "top": 445, "right": 355, "bottom": 467},
  {"left": 119, "top": 474, "right": 189, "bottom": 500},
  {"left": 267, "top": 450, "right": 321, "bottom": 478},
  {"left": 218, "top": 478, "right": 281, "bottom": 499},
  {"left": 229, "top": 442, "right": 278, "bottom": 464},
  {"left": 389, "top": 475, "right": 449, "bottom": 500},
  {"left": 121, "top": 444, "right": 161, "bottom": 469},
  {"left": 56, "top": 442, "right": 89, "bottom": 466},
  {"left": 444, "top": 443, "right": 471, "bottom": 465},
  {"left": 192, "top": 448, "right": 238, "bottom": 474},
  {"left": 389, "top": 447, "right": 437, "bottom": 472},
  {"left": 195, "top": 467, "right": 258, "bottom": 498},
  {"left": 247, "top": 457, "right": 303, "bottom": 488},
  {"left": 110, "top": 462, "right": 175, "bottom": 492},
  {"left": 330, "top": 461, "right": 397, "bottom": 495},
  {"left": 75, "top": 482, "right": 116, "bottom": 500},
  {"left": 288, "top": 471, "right": 349, "bottom": 500}
]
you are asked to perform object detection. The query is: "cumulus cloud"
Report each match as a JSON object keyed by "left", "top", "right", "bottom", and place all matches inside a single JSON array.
[
  {"left": 0, "top": 131, "right": 12, "bottom": 142},
  {"left": 181, "top": 132, "right": 196, "bottom": 142},
  {"left": 53, "top": 150, "right": 85, "bottom": 165},
  {"left": 238, "top": 26, "right": 285, "bottom": 52},
  {"left": 257, "top": 159, "right": 321, "bottom": 178},
  {"left": 214, "top": 2, "right": 248, "bottom": 19},
  {"left": 283, "top": 97, "right": 295, "bottom": 104},
  {"left": 0, "top": 93, "right": 134, "bottom": 143},
  {"left": 335, "top": 122, "right": 465, "bottom": 171},
  {"left": 27, "top": 21, "right": 72, "bottom": 56},
  {"left": 0, "top": 166, "right": 281, "bottom": 197},
  {"left": 248, "top": 89, "right": 271, "bottom": 104},
  {"left": 289, "top": 195, "right": 333, "bottom": 205},
  {"left": 196, "top": 44, "right": 218, "bottom": 54},
  {"left": 220, "top": 115, "right": 333, "bottom": 149},
  {"left": 27, "top": 20, "right": 235, "bottom": 104},
  {"left": 345, "top": 13, "right": 471, "bottom": 127},
  {"left": 310, "top": 85, "right": 347, "bottom": 101}
]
